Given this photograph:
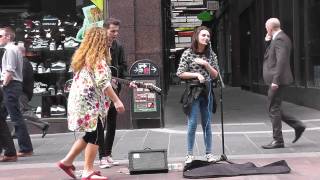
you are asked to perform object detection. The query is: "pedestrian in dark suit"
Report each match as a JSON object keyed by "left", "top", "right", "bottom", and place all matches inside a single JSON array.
[
  {"left": 16, "top": 45, "right": 50, "bottom": 138},
  {"left": 262, "top": 18, "right": 306, "bottom": 149}
]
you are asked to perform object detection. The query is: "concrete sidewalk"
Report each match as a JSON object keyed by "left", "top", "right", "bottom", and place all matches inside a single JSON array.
[
  {"left": 1, "top": 143, "right": 320, "bottom": 180},
  {"left": 1, "top": 156, "right": 320, "bottom": 180},
  {"left": 1, "top": 86, "right": 320, "bottom": 179}
]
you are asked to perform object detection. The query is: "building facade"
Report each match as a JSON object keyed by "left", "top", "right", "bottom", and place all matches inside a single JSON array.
[{"left": 213, "top": 0, "right": 320, "bottom": 110}]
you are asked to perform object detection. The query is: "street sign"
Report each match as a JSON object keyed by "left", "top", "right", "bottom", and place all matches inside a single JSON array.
[{"left": 129, "top": 59, "right": 163, "bottom": 128}]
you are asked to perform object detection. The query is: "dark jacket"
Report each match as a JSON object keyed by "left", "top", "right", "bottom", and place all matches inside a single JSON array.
[
  {"left": 263, "top": 31, "right": 293, "bottom": 85},
  {"left": 22, "top": 58, "right": 34, "bottom": 101},
  {"left": 110, "top": 40, "right": 127, "bottom": 78},
  {"left": 180, "top": 81, "right": 216, "bottom": 116},
  {"left": 110, "top": 40, "right": 127, "bottom": 93}
]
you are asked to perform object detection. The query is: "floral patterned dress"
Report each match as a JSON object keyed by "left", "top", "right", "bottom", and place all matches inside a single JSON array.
[{"left": 67, "top": 60, "right": 111, "bottom": 132}]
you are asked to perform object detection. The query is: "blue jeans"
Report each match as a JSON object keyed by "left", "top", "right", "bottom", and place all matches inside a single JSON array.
[
  {"left": 187, "top": 91, "right": 214, "bottom": 155},
  {"left": 3, "top": 81, "right": 33, "bottom": 152}
]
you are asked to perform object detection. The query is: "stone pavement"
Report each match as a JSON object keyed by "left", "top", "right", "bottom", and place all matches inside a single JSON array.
[
  {"left": 1, "top": 87, "right": 320, "bottom": 179},
  {"left": 1, "top": 146, "right": 320, "bottom": 180}
]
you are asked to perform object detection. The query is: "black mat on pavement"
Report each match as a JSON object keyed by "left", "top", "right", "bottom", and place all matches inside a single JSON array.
[{"left": 183, "top": 160, "right": 291, "bottom": 179}]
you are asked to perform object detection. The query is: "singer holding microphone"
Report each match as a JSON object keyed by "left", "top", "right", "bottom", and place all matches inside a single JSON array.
[{"left": 177, "top": 26, "right": 220, "bottom": 164}]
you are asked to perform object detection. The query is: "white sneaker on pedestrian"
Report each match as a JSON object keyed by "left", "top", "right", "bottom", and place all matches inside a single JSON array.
[
  {"left": 106, "top": 156, "right": 119, "bottom": 165},
  {"left": 99, "top": 156, "right": 119, "bottom": 169},
  {"left": 185, "top": 155, "right": 194, "bottom": 164},
  {"left": 205, "top": 153, "right": 217, "bottom": 163},
  {"left": 99, "top": 158, "right": 111, "bottom": 169}
]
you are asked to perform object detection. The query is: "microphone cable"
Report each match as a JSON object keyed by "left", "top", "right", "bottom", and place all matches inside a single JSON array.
[{"left": 204, "top": 80, "right": 213, "bottom": 154}]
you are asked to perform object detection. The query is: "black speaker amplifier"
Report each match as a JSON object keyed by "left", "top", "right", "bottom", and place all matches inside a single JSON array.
[{"left": 128, "top": 149, "right": 168, "bottom": 175}]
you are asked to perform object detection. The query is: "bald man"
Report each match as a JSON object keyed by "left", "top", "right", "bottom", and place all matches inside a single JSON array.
[{"left": 262, "top": 18, "right": 306, "bottom": 149}]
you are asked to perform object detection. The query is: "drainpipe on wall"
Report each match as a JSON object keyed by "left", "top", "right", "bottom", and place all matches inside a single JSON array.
[{"left": 103, "top": 0, "right": 109, "bottom": 19}]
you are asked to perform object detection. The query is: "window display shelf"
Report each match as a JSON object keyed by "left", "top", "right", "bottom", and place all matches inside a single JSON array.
[{"left": 170, "top": 0, "right": 206, "bottom": 48}]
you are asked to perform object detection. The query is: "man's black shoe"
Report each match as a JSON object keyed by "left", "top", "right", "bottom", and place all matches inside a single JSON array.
[
  {"left": 292, "top": 126, "right": 306, "bottom": 143},
  {"left": 42, "top": 124, "right": 49, "bottom": 138},
  {"left": 262, "top": 140, "right": 284, "bottom": 149}
]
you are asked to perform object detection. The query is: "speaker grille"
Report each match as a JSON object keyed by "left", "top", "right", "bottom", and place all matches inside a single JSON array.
[
  {"left": 132, "top": 151, "right": 166, "bottom": 169},
  {"left": 129, "top": 149, "right": 168, "bottom": 174}
]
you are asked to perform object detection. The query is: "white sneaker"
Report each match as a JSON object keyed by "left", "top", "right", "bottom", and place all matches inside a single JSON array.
[
  {"left": 99, "top": 156, "right": 119, "bottom": 169},
  {"left": 33, "top": 87, "right": 47, "bottom": 94},
  {"left": 205, "top": 153, "right": 217, "bottom": 163},
  {"left": 37, "top": 63, "right": 45, "bottom": 73},
  {"left": 50, "top": 106, "right": 57, "bottom": 113},
  {"left": 185, "top": 155, "right": 194, "bottom": 164},
  {"left": 56, "top": 105, "right": 66, "bottom": 113},
  {"left": 99, "top": 158, "right": 111, "bottom": 169},
  {"left": 105, "top": 156, "right": 119, "bottom": 165}
]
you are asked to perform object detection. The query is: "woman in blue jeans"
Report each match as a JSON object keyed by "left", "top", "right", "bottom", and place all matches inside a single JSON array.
[{"left": 177, "top": 26, "right": 219, "bottom": 164}]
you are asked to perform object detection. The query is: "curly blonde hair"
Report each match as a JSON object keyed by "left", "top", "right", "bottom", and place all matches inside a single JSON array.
[{"left": 71, "top": 27, "right": 111, "bottom": 72}]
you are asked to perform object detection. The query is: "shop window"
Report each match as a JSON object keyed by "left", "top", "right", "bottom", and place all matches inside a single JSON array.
[
  {"left": 0, "top": 9, "right": 82, "bottom": 118},
  {"left": 25, "top": 14, "right": 81, "bottom": 118},
  {"left": 308, "top": 1, "right": 320, "bottom": 88}
]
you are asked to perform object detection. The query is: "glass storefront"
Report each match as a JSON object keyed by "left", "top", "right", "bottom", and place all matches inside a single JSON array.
[
  {"left": 307, "top": 0, "right": 320, "bottom": 88},
  {"left": 213, "top": 0, "right": 320, "bottom": 109},
  {"left": 0, "top": 0, "right": 88, "bottom": 118}
]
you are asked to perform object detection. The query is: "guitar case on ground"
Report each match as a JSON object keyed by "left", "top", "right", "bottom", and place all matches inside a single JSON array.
[{"left": 183, "top": 160, "right": 291, "bottom": 178}]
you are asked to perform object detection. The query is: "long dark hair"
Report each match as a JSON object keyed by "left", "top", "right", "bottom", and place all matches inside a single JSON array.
[{"left": 191, "top": 26, "right": 211, "bottom": 57}]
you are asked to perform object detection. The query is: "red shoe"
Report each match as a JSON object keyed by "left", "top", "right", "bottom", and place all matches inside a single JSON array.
[
  {"left": 81, "top": 171, "right": 108, "bottom": 180},
  {"left": 57, "top": 161, "right": 76, "bottom": 179}
]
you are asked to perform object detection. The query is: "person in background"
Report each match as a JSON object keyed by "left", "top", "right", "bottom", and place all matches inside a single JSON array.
[
  {"left": 176, "top": 26, "right": 219, "bottom": 164},
  {"left": 261, "top": 18, "right": 306, "bottom": 149},
  {"left": 57, "top": 27, "right": 124, "bottom": 180},
  {"left": 98, "top": 17, "right": 128, "bottom": 168},
  {"left": 10, "top": 45, "right": 50, "bottom": 139},
  {"left": 0, "top": 27, "right": 33, "bottom": 157}
]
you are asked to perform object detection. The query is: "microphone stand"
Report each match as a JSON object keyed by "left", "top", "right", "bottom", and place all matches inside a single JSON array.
[{"left": 208, "top": 41, "right": 233, "bottom": 164}]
